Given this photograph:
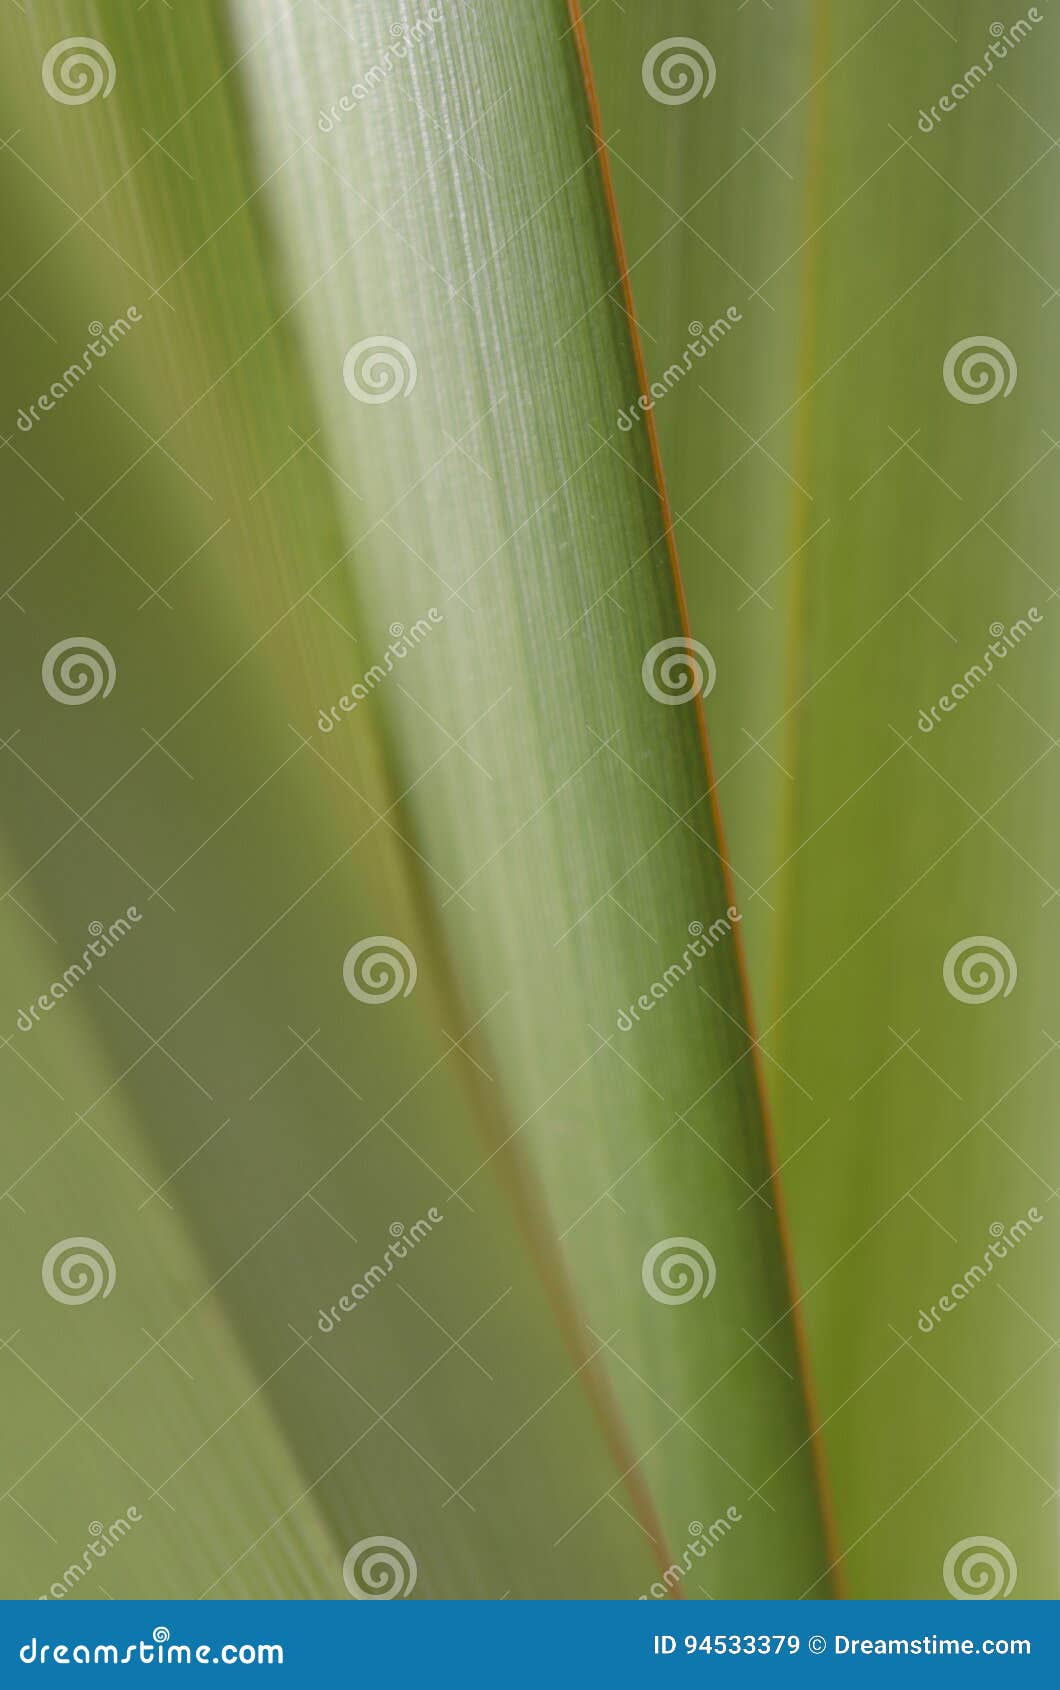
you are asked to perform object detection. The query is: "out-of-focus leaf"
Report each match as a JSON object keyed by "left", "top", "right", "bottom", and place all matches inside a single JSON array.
[
  {"left": 585, "top": 0, "right": 1059, "bottom": 1597},
  {"left": 0, "top": 0, "right": 833, "bottom": 1598}
]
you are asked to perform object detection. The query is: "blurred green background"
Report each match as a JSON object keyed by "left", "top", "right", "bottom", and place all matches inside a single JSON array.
[{"left": 0, "top": 0, "right": 1055, "bottom": 1601}]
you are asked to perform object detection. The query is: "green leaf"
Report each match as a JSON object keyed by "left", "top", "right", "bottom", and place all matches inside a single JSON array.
[
  {"left": 0, "top": 0, "right": 837, "bottom": 1598},
  {"left": 585, "top": 0, "right": 1058, "bottom": 1598}
]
